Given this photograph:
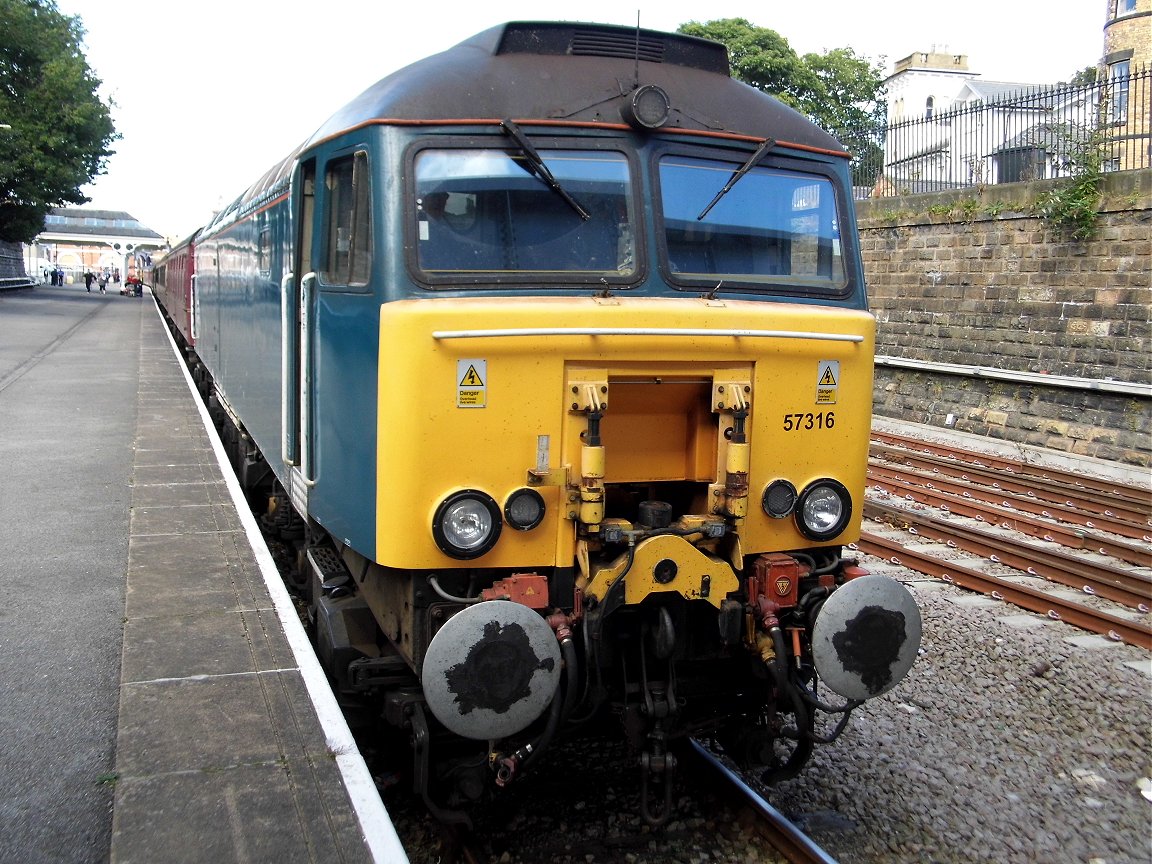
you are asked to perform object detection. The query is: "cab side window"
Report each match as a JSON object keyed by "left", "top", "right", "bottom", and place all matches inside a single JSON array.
[{"left": 322, "top": 151, "right": 372, "bottom": 287}]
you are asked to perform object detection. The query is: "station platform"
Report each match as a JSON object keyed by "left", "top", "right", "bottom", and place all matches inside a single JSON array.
[{"left": 0, "top": 285, "right": 406, "bottom": 863}]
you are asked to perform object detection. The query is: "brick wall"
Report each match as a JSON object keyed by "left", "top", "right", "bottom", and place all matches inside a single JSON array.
[
  {"left": 856, "top": 169, "right": 1151, "bottom": 467},
  {"left": 0, "top": 240, "right": 31, "bottom": 284}
]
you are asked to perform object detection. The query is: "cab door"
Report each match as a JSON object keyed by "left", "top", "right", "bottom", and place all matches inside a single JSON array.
[{"left": 282, "top": 158, "right": 318, "bottom": 514}]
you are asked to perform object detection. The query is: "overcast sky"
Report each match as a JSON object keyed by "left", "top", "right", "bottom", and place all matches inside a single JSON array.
[{"left": 53, "top": 0, "right": 1104, "bottom": 241}]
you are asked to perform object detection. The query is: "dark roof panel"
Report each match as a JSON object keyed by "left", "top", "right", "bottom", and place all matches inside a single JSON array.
[{"left": 306, "top": 21, "right": 841, "bottom": 152}]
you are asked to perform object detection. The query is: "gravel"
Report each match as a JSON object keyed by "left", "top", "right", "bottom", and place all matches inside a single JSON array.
[
  {"left": 765, "top": 565, "right": 1151, "bottom": 864},
  {"left": 383, "top": 563, "right": 1150, "bottom": 864}
]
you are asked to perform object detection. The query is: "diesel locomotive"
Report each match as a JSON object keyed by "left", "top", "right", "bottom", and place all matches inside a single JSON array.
[{"left": 154, "top": 21, "right": 921, "bottom": 824}]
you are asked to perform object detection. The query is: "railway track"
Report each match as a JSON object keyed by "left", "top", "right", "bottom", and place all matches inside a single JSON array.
[
  {"left": 433, "top": 754, "right": 834, "bottom": 864},
  {"left": 388, "top": 730, "right": 822, "bottom": 864},
  {"left": 869, "top": 430, "right": 1152, "bottom": 511},
  {"left": 861, "top": 431, "right": 1152, "bottom": 650},
  {"left": 687, "top": 738, "right": 838, "bottom": 864}
]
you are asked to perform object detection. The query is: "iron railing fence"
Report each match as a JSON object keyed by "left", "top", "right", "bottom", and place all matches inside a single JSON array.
[{"left": 854, "top": 65, "right": 1151, "bottom": 198}]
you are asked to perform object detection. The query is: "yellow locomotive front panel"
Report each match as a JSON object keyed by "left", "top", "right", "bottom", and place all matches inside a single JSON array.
[{"left": 375, "top": 295, "right": 874, "bottom": 575}]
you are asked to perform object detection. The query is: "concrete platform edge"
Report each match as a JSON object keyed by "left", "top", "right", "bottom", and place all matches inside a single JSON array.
[{"left": 148, "top": 298, "right": 408, "bottom": 862}]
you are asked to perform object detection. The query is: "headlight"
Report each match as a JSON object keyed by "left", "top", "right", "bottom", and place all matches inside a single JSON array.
[
  {"left": 505, "top": 488, "right": 545, "bottom": 531},
  {"left": 761, "top": 479, "right": 798, "bottom": 519},
  {"left": 433, "top": 490, "right": 502, "bottom": 559},
  {"left": 795, "top": 479, "right": 852, "bottom": 541}
]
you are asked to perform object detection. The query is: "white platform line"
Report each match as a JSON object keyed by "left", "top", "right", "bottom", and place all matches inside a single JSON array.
[{"left": 124, "top": 667, "right": 301, "bottom": 687}]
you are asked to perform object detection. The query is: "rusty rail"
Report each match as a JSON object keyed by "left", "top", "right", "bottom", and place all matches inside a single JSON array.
[
  {"left": 870, "top": 430, "right": 1152, "bottom": 511},
  {"left": 866, "top": 473, "right": 1152, "bottom": 568},
  {"left": 864, "top": 500, "right": 1151, "bottom": 610},
  {"left": 856, "top": 531, "right": 1152, "bottom": 650},
  {"left": 868, "top": 462, "right": 1150, "bottom": 542},
  {"left": 870, "top": 441, "right": 1152, "bottom": 525}
]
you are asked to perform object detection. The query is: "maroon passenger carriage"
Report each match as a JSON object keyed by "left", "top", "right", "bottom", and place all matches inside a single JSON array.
[{"left": 151, "top": 231, "right": 199, "bottom": 350}]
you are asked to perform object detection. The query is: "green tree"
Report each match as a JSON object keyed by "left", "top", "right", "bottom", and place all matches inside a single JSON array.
[
  {"left": 1068, "top": 66, "right": 1099, "bottom": 86},
  {"left": 0, "top": 0, "right": 117, "bottom": 242},
  {"left": 678, "top": 18, "right": 886, "bottom": 186}
]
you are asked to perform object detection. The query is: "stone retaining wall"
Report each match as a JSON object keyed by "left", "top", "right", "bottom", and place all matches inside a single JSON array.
[
  {"left": 856, "top": 170, "right": 1151, "bottom": 466},
  {"left": 0, "top": 240, "right": 32, "bottom": 286}
]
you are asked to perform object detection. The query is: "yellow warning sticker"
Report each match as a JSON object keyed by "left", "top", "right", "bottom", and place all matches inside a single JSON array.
[
  {"left": 457, "top": 359, "right": 487, "bottom": 408},
  {"left": 816, "top": 360, "right": 839, "bottom": 405},
  {"left": 459, "top": 364, "right": 484, "bottom": 387}
]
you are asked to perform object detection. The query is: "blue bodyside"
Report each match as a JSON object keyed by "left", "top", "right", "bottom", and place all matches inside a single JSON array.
[
  {"left": 310, "top": 288, "right": 380, "bottom": 550},
  {"left": 195, "top": 135, "right": 382, "bottom": 559}
]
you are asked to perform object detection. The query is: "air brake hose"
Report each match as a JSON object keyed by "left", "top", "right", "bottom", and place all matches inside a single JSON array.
[
  {"left": 518, "top": 677, "right": 564, "bottom": 773},
  {"left": 558, "top": 637, "right": 581, "bottom": 721},
  {"left": 515, "top": 628, "right": 580, "bottom": 777},
  {"left": 760, "top": 626, "right": 814, "bottom": 784}
]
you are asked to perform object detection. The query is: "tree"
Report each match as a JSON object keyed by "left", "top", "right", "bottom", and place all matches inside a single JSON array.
[
  {"left": 678, "top": 19, "right": 887, "bottom": 186},
  {"left": 0, "top": 0, "right": 117, "bottom": 242},
  {"left": 1068, "top": 66, "right": 1099, "bottom": 86}
]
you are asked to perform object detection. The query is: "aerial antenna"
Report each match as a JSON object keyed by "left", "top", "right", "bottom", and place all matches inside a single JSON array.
[{"left": 633, "top": 11, "right": 641, "bottom": 88}]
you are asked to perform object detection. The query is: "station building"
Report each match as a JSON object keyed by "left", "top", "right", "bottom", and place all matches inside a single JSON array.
[{"left": 24, "top": 208, "right": 166, "bottom": 286}]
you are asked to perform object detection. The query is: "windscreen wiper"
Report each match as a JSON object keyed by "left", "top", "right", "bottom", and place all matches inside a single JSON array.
[
  {"left": 696, "top": 137, "right": 777, "bottom": 221},
  {"left": 501, "top": 119, "right": 590, "bottom": 221}
]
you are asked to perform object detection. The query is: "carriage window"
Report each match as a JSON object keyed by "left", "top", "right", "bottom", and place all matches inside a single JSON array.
[
  {"left": 322, "top": 151, "right": 372, "bottom": 287},
  {"left": 414, "top": 149, "right": 634, "bottom": 282},
  {"left": 258, "top": 225, "right": 271, "bottom": 278},
  {"left": 658, "top": 156, "right": 846, "bottom": 293}
]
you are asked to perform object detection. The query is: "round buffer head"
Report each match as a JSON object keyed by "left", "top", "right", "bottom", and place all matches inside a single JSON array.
[
  {"left": 811, "top": 575, "right": 922, "bottom": 701},
  {"left": 421, "top": 600, "right": 561, "bottom": 740}
]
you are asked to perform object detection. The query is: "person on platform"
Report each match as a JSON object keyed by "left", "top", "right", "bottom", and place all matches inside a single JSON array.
[{"left": 84, "top": 270, "right": 95, "bottom": 292}]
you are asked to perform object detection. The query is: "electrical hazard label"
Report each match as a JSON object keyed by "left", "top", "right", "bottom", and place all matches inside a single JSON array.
[
  {"left": 815, "top": 360, "right": 839, "bottom": 405},
  {"left": 457, "top": 359, "right": 487, "bottom": 408}
]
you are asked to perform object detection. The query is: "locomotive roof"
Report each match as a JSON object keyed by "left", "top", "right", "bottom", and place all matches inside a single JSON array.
[
  {"left": 307, "top": 21, "right": 845, "bottom": 153},
  {"left": 213, "top": 21, "right": 846, "bottom": 233}
]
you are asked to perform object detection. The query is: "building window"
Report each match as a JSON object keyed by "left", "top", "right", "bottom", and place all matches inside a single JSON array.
[
  {"left": 925, "top": 96, "right": 935, "bottom": 119},
  {"left": 1113, "top": 0, "right": 1137, "bottom": 18},
  {"left": 1108, "top": 60, "right": 1130, "bottom": 123}
]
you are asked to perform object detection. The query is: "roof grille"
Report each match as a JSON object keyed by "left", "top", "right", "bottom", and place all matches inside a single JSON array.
[
  {"left": 570, "top": 29, "right": 665, "bottom": 63},
  {"left": 494, "top": 22, "right": 729, "bottom": 75}
]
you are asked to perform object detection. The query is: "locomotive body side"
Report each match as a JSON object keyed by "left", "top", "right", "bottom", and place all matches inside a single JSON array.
[{"left": 167, "top": 21, "right": 920, "bottom": 824}]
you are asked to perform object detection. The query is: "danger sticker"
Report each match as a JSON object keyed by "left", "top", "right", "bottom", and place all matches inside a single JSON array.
[
  {"left": 457, "top": 359, "right": 487, "bottom": 408},
  {"left": 815, "top": 360, "right": 839, "bottom": 405}
]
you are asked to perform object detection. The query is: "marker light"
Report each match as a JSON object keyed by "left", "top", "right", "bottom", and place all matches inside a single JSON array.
[
  {"left": 433, "top": 490, "right": 502, "bottom": 559},
  {"left": 505, "top": 488, "right": 545, "bottom": 531},
  {"left": 621, "top": 84, "right": 671, "bottom": 130},
  {"left": 795, "top": 479, "right": 852, "bottom": 541},
  {"left": 762, "top": 479, "right": 798, "bottom": 519}
]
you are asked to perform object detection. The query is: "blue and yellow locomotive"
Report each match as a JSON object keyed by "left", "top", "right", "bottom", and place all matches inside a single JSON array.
[{"left": 171, "top": 21, "right": 921, "bottom": 823}]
